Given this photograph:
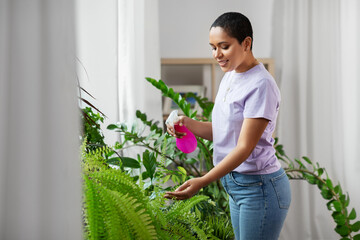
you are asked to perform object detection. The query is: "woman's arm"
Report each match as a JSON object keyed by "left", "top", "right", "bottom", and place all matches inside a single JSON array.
[
  {"left": 164, "top": 117, "right": 269, "bottom": 200},
  {"left": 167, "top": 116, "right": 213, "bottom": 141}
]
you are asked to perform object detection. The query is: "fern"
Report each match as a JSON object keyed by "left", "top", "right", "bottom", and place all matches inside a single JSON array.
[
  {"left": 166, "top": 195, "right": 209, "bottom": 219},
  {"left": 89, "top": 170, "right": 147, "bottom": 206},
  {"left": 82, "top": 141, "right": 234, "bottom": 240},
  {"left": 105, "top": 190, "right": 157, "bottom": 240},
  {"left": 97, "top": 183, "right": 132, "bottom": 240},
  {"left": 204, "top": 214, "right": 234, "bottom": 240},
  {"left": 83, "top": 176, "right": 107, "bottom": 239},
  {"left": 82, "top": 145, "right": 111, "bottom": 174},
  {"left": 83, "top": 171, "right": 157, "bottom": 240}
]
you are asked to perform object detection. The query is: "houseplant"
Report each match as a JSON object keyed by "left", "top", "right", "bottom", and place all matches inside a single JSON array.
[{"left": 81, "top": 77, "right": 359, "bottom": 239}]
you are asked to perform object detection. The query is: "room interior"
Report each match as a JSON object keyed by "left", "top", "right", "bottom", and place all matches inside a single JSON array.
[{"left": 1, "top": 0, "right": 359, "bottom": 239}]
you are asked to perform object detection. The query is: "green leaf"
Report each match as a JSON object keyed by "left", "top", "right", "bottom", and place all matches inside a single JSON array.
[
  {"left": 159, "top": 80, "right": 168, "bottom": 92},
  {"left": 107, "top": 124, "right": 118, "bottom": 130},
  {"left": 317, "top": 180, "right": 324, "bottom": 190},
  {"left": 317, "top": 168, "right": 324, "bottom": 177},
  {"left": 185, "top": 158, "right": 197, "bottom": 164},
  {"left": 321, "top": 188, "right": 333, "bottom": 200},
  {"left": 345, "top": 194, "right": 350, "bottom": 207},
  {"left": 332, "top": 211, "right": 346, "bottom": 225},
  {"left": 142, "top": 171, "right": 149, "bottom": 180},
  {"left": 162, "top": 174, "right": 171, "bottom": 183},
  {"left": 304, "top": 173, "right": 317, "bottom": 184},
  {"left": 121, "top": 157, "right": 141, "bottom": 168},
  {"left": 295, "top": 159, "right": 305, "bottom": 169},
  {"left": 354, "top": 234, "right": 360, "bottom": 240},
  {"left": 168, "top": 88, "right": 175, "bottom": 98},
  {"left": 302, "top": 156, "right": 312, "bottom": 165},
  {"left": 335, "top": 224, "right": 350, "bottom": 237},
  {"left": 328, "top": 200, "right": 342, "bottom": 212},
  {"left": 174, "top": 93, "right": 180, "bottom": 103},
  {"left": 352, "top": 221, "right": 360, "bottom": 232},
  {"left": 184, "top": 103, "right": 191, "bottom": 116},
  {"left": 326, "top": 179, "right": 334, "bottom": 189},
  {"left": 145, "top": 77, "right": 155, "bottom": 84},
  {"left": 190, "top": 111, "right": 197, "bottom": 118},
  {"left": 178, "top": 166, "right": 187, "bottom": 175},
  {"left": 172, "top": 175, "right": 180, "bottom": 185},
  {"left": 327, "top": 200, "right": 335, "bottom": 210},
  {"left": 143, "top": 151, "right": 157, "bottom": 180},
  {"left": 339, "top": 194, "right": 350, "bottom": 207},
  {"left": 334, "top": 184, "right": 341, "bottom": 194},
  {"left": 349, "top": 208, "right": 357, "bottom": 220},
  {"left": 106, "top": 157, "right": 121, "bottom": 166}
]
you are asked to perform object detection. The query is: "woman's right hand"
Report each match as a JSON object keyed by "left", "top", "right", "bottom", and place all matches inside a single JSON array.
[{"left": 166, "top": 115, "right": 187, "bottom": 138}]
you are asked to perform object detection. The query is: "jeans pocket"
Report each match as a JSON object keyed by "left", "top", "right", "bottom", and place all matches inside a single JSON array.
[
  {"left": 270, "top": 172, "right": 291, "bottom": 209},
  {"left": 229, "top": 172, "right": 263, "bottom": 187}
]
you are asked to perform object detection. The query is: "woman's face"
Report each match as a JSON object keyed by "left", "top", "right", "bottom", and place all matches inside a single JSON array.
[{"left": 209, "top": 27, "right": 250, "bottom": 73}]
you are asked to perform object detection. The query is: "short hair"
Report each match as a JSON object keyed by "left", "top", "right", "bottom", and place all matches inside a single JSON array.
[{"left": 210, "top": 12, "right": 253, "bottom": 50}]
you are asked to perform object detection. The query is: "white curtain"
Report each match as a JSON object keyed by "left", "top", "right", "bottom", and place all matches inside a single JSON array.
[
  {"left": 76, "top": 0, "right": 162, "bottom": 145},
  {"left": 273, "top": 0, "right": 360, "bottom": 239},
  {"left": 0, "top": 0, "right": 81, "bottom": 240},
  {"left": 118, "top": 0, "right": 162, "bottom": 124}
]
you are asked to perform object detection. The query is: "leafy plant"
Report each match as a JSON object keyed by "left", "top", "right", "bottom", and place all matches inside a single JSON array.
[
  {"left": 81, "top": 142, "right": 234, "bottom": 240},
  {"left": 77, "top": 57, "right": 107, "bottom": 136},
  {"left": 81, "top": 107, "right": 106, "bottom": 152},
  {"left": 275, "top": 139, "right": 360, "bottom": 240},
  {"left": 105, "top": 78, "right": 229, "bottom": 212},
  {"left": 143, "top": 77, "right": 360, "bottom": 239},
  {"left": 81, "top": 76, "right": 360, "bottom": 239}
]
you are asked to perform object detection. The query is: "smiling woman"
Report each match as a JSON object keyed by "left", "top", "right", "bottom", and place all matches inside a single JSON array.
[
  {"left": 164, "top": 12, "right": 291, "bottom": 240},
  {"left": 209, "top": 26, "right": 259, "bottom": 73}
]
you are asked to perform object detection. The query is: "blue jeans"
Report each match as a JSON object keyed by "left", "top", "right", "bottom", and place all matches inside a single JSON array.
[{"left": 220, "top": 168, "right": 291, "bottom": 240}]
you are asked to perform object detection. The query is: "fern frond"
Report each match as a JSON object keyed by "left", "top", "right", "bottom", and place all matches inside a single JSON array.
[
  {"left": 82, "top": 146, "right": 109, "bottom": 174},
  {"left": 89, "top": 169, "right": 148, "bottom": 206},
  {"left": 83, "top": 176, "right": 107, "bottom": 240},
  {"left": 97, "top": 183, "right": 132, "bottom": 240},
  {"left": 204, "top": 214, "right": 234, "bottom": 240},
  {"left": 164, "top": 219, "right": 198, "bottom": 240},
  {"left": 167, "top": 195, "right": 209, "bottom": 219},
  {"left": 106, "top": 190, "right": 157, "bottom": 240},
  {"left": 147, "top": 191, "right": 168, "bottom": 229}
]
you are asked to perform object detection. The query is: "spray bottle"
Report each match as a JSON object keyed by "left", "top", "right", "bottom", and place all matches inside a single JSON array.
[{"left": 166, "top": 110, "right": 197, "bottom": 153}]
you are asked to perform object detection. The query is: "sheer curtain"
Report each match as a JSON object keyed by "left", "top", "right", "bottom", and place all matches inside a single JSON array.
[
  {"left": 0, "top": 0, "right": 81, "bottom": 239},
  {"left": 76, "top": 0, "right": 162, "bottom": 145},
  {"left": 272, "top": 0, "right": 360, "bottom": 239},
  {"left": 118, "top": 0, "right": 162, "bottom": 124}
]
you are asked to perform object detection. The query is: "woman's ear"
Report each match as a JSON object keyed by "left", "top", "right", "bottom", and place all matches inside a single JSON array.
[{"left": 243, "top": 36, "right": 252, "bottom": 51}]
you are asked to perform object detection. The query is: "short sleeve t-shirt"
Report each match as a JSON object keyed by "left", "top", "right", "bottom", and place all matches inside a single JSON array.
[{"left": 212, "top": 63, "right": 281, "bottom": 174}]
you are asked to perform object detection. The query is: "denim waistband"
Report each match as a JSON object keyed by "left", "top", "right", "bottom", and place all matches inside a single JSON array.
[{"left": 229, "top": 167, "right": 285, "bottom": 183}]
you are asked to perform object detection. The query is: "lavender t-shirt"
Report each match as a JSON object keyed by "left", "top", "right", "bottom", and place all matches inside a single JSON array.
[{"left": 212, "top": 63, "right": 281, "bottom": 174}]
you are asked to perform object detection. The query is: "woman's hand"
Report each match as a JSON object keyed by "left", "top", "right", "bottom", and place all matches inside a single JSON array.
[
  {"left": 164, "top": 177, "right": 205, "bottom": 200},
  {"left": 166, "top": 115, "right": 187, "bottom": 138}
]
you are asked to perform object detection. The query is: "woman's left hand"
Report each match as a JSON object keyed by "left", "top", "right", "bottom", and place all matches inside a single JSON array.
[{"left": 164, "top": 177, "right": 205, "bottom": 200}]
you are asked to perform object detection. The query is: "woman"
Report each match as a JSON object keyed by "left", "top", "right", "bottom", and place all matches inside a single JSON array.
[{"left": 164, "top": 12, "right": 291, "bottom": 240}]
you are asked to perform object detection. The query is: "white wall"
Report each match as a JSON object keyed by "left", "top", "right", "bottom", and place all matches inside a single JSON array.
[{"left": 159, "top": 0, "right": 274, "bottom": 58}]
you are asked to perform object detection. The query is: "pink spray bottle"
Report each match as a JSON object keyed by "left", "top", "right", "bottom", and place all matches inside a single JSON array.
[{"left": 166, "top": 110, "right": 197, "bottom": 153}]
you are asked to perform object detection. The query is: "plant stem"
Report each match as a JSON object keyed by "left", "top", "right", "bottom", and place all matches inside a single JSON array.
[
  {"left": 198, "top": 139, "right": 213, "bottom": 160},
  {"left": 137, "top": 143, "right": 196, "bottom": 176},
  {"left": 190, "top": 164, "right": 202, "bottom": 177}
]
